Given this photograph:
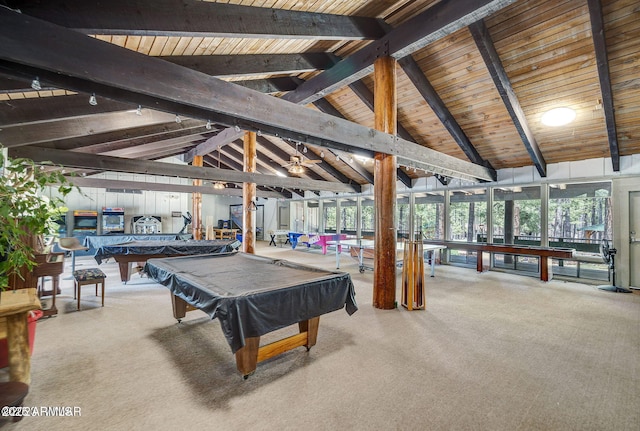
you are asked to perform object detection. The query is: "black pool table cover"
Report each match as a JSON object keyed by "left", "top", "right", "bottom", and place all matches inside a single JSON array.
[
  {"left": 145, "top": 252, "right": 358, "bottom": 353},
  {"left": 93, "top": 239, "right": 240, "bottom": 264}
]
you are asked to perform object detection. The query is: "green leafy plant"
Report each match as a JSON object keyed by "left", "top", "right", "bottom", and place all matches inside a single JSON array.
[{"left": 0, "top": 150, "right": 77, "bottom": 290}]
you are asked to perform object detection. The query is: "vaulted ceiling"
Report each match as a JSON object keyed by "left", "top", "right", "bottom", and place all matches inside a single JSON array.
[{"left": 0, "top": 0, "right": 638, "bottom": 199}]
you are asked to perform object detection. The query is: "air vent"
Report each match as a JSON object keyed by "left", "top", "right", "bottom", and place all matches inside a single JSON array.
[{"left": 106, "top": 188, "right": 142, "bottom": 194}]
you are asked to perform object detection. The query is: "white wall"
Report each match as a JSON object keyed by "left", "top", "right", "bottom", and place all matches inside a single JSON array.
[{"left": 46, "top": 154, "right": 638, "bottom": 246}]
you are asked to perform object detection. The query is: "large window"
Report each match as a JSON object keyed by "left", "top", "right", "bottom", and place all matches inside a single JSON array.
[
  {"left": 414, "top": 192, "right": 445, "bottom": 240},
  {"left": 493, "top": 186, "right": 541, "bottom": 245},
  {"left": 548, "top": 182, "right": 612, "bottom": 250},
  {"left": 449, "top": 188, "right": 487, "bottom": 242},
  {"left": 548, "top": 182, "right": 612, "bottom": 281}
]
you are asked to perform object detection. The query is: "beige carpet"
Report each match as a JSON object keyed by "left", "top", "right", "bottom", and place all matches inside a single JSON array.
[{"left": 1, "top": 242, "right": 639, "bottom": 431}]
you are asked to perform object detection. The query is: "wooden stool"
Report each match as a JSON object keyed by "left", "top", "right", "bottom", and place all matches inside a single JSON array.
[
  {"left": 0, "top": 382, "right": 29, "bottom": 422},
  {"left": 73, "top": 268, "right": 107, "bottom": 310}
]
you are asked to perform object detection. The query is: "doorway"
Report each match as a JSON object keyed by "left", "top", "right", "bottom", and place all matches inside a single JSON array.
[{"left": 278, "top": 204, "right": 290, "bottom": 231}]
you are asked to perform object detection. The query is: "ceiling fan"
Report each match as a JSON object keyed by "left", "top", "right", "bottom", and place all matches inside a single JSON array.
[{"left": 281, "top": 144, "right": 321, "bottom": 174}]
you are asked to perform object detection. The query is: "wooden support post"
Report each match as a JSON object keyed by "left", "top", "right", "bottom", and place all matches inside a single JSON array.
[
  {"left": 0, "top": 289, "right": 41, "bottom": 385},
  {"left": 373, "top": 56, "right": 397, "bottom": 310},
  {"left": 6, "top": 313, "right": 30, "bottom": 384},
  {"left": 192, "top": 155, "right": 203, "bottom": 240},
  {"left": 243, "top": 131, "right": 257, "bottom": 254}
]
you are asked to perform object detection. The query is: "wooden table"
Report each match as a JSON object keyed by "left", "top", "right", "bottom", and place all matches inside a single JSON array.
[
  {"left": 477, "top": 244, "right": 575, "bottom": 282},
  {"left": 0, "top": 289, "right": 41, "bottom": 384},
  {"left": 210, "top": 228, "right": 238, "bottom": 240}
]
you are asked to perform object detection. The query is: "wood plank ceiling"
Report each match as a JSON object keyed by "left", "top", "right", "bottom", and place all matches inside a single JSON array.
[{"left": 0, "top": 0, "right": 637, "bottom": 198}]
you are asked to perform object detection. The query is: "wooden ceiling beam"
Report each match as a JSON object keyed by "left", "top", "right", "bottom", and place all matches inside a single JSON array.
[
  {"left": 469, "top": 19, "right": 546, "bottom": 177},
  {"left": 0, "top": 9, "right": 494, "bottom": 182},
  {"left": 233, "top": 78, "right": 298, "bottom": 94},
  {"left": 587, "top": 0, "right": 619, "bottom": 172},
  {"left": 9, "top": 146, "right": 357, "bottom": 193},
  {"left": 101, "top": 135, "right": 207, "bottom": 159},
  {"left": 0, "top": 108, "right": 177, "bottom": 147},
  {"left": 11, "top": 0, "right": 385, "bottom": 40},
  {"left": 163, "top": 53, "right": 339, "bottom": 78},
  {"left": 0, "top": 93, "right": 134, "bottom": 125},
  {"left": 282, "top": 0, "right": 516, "bottom": 106},
  {"left": 37, "top": 119, "right": 207, "bottom": 151}
]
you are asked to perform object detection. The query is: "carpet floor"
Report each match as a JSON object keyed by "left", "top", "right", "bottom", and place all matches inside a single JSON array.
[{"left": 1, "top": 242, "right": 638, "bottom": 431}]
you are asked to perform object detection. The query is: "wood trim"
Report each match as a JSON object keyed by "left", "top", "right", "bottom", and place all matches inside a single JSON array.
[{"left": 17, "top": 0, "right": 385, "bottom": 40}]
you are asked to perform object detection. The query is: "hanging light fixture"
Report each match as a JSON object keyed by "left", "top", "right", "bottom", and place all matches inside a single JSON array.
[
  {"left": 212, "top": 145, "right": 226, "bottom": 190},
  {"left": 206, "top": 120, "right": 212, "bottom": 130},
  {"left": 288, "top": 164, "right": 305, "bottom": 174},
  {"left": 247, "top": 199, "right": 258, "bottom": 212},
  {"left": 135, "top": 105, "right": 143, "bottom": 116},
  {"left": 89, "top": 93, "right": 98, "bottom": 106}
]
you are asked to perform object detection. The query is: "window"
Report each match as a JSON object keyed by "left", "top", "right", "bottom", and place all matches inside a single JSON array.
[
  {"left": 340, "top": 198, "right": 357, "bottom": 235},
  {"left": 548, "top": 182, "right": 611, "bottom": 281},
  {"left": 414, "top": 192, "right": 445, "bottom": 240},
  {"left": 396, "top": 194, "right": 410, "bottom": 240},
  {"left": 449, "top": 188, "right": 487, "bottom": 242},
  {"left": 323, "top": 199, "right": 337, "bottom": 233},
  {"left": 548, "top": 182, "right": 612, "bottom": 249},
  {"left": 360, "top": 197, "right": 375, "bottom": 237},
  {"left": 492, "top": 186, "right": 541, "bottom": 245},
  {"left": 307, "top": 200, "right": 319, "bottom": 233}
]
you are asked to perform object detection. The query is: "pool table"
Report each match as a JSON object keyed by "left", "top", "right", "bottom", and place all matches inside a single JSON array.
[
  {"left": 94, "top": 239, "right": 240, "bottom": 283},
  {"left": 83, "top": 233, "right": 193, "bottom": 250},
  {"left": 145, "top": 252, "right": 357, "bottom": 378}
]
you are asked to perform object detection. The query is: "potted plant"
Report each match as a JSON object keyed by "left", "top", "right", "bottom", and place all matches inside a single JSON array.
[
  {"left": 0, "top": 150, "right": 76, "bottom": 290},
  {"left": 0, "top": 148, "right": 77, "bottom": 367}
]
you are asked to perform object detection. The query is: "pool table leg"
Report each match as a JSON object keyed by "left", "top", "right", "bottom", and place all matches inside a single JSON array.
[
  {"left": 117, "top": 261, "right": 131, "bottom": 283},
  {"left": 171, "top": 294, "right": 187, "bottom": 322},
  {"left": 235, "top": 316, "right": 321, "bottom": 379}
]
